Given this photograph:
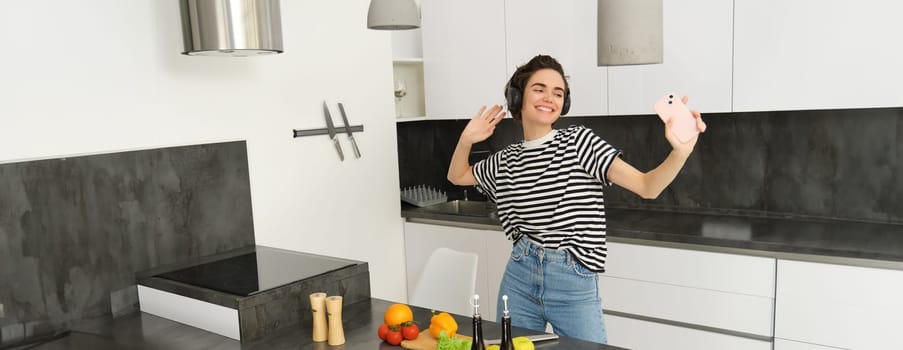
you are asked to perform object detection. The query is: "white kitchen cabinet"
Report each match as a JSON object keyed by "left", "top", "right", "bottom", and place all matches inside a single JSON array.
[
  {"left": 420, "top": 0, "right": 508, "bottom": 119},
  {"left": 774, "top": 339, "right": 844, "bottom": 350},
  {"left": 605, "top": 314, "right": 772, "bottom": 350},
  {"left": 607, "top": 0, "right": 733, "bottom": 115},
  {"left": 775, "top": 259, "right": 903, "bottom": 349},
  {"left": 600, "top": 241, "right": 775, "bottom": 344},
  {"left": 504, "top": 0, "right": 608, "bottom": 117},
  {"left": 403, "top": 222, "right": 511, "bottom": 320},
  {"left": 733, "top": 0, "right": 903, "bottom": 111}
]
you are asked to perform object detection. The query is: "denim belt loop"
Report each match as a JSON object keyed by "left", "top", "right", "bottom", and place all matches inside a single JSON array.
[{"left": 564, "top": 248, "right": 575, "bottom": 267}]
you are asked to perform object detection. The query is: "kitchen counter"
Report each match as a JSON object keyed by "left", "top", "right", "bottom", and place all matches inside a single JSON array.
[
  {"left": 36, "top": 298, "right": 625, "bottom": 349},
  {"left": 402, "top": 202, "right": 903, "bottom": 268}
]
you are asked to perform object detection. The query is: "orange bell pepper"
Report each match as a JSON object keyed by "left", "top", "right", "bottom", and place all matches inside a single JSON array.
[{"left": 429, "top": 311, "right": 458, "bottom": 339}]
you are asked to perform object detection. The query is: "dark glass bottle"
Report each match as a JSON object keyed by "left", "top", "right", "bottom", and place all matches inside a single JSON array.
[
  {"left": 499, "top": 295, "right": 514, "bottom": 350},
  {"left": 471, "top": 294, "right": 486, "bottom": 350}
]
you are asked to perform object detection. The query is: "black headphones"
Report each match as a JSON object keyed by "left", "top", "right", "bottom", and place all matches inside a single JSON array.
[{"left": 505, "top": 78, "right": 571, "bottom": 116}]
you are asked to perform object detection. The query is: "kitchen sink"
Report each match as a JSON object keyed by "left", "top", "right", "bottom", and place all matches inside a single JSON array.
[{"left": 424, "top": 200, "right": 498, "bottom": 219}]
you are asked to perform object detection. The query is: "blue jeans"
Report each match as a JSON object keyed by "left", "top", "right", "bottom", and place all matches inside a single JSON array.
[{"left": 496, "top": 238, "right": 607, "bottom": 344}]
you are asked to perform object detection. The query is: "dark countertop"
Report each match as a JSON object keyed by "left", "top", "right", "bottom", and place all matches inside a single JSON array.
[
  {"left": 402, "top": 202, "right": 903, "bottom": 265},
  {"left": 37, "top": 298, "right": 625, "bottom": 350}
]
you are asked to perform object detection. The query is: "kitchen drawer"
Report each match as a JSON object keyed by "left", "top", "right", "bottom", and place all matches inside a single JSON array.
[
  {"left": 605, "top": 314, "right": 772, "bottom": 350},
  {"left": 600, "top": 275, "right": 774, "bottom": 336},
  {"left": 606, "top": 242, "right": 775, "bottom": 297},
  {"left": 775, "top": 259, "right": 903, "bottom": 349}
]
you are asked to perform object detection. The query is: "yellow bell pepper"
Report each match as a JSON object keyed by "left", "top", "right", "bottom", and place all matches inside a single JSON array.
[{"left": 429, "top": 312, "right": 458, "bottom": 339}]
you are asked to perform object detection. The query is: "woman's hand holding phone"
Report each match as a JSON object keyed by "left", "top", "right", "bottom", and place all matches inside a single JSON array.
[{"left": 654, "top": 93, "right": 706, "bottom": 155}]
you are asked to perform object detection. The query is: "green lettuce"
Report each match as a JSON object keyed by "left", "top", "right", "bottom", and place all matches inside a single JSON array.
[{"left": 435, "top": 330, "right": 472, "bottom": 350}]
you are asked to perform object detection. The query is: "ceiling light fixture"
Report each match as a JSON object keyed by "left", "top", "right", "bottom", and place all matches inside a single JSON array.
[
  {"left": 597, "top": 0, "right": 663, "bottom": 66},
  {"left": 367, "top": 0, "right": 420, "bottom": 30}
]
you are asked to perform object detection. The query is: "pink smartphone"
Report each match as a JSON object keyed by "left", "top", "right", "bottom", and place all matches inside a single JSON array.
[{"left": 654, "top": 92, "right": 699, "bottom": 143}]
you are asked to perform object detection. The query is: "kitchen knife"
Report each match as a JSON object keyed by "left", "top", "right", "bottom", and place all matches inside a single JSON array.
[
  {"left": 337, "top": 103, "right": 361, "bottom": 159},
  {"left": 484, "top": 333, "right": 559, "bottom": 345},
  {"left": 323, "top": 101, "right": 344, "bottom": 161}
]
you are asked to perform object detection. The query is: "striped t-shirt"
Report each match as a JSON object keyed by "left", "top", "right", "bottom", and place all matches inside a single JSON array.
[{"left": 472, "top": 125, "right": 621, "bottom": 272}]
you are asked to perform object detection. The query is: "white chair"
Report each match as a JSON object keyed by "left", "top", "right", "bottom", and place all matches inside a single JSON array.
[{"left": 409, "top": 247, "right": 479, "bottom": 316}]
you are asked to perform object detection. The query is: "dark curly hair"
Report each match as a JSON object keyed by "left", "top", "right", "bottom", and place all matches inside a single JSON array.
[{"left": 504, "top": 54, "right": 569, "bottom": 121}]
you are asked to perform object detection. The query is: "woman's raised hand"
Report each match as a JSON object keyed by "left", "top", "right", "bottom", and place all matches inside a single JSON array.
[
  {"left": 665, "top": 96, "right": 707, "bottom": 157},
  {"left": 460, "top": 105, "right": 506, "bottom": 145}
]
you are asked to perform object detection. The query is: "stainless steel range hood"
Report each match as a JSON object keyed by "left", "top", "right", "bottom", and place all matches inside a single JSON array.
[{"left": 180, "top": 0, "right": 284, "bottom": 57}]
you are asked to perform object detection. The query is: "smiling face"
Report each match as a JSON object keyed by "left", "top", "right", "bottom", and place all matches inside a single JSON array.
[{"left": 519, "top": 68, "right": 567, "bottom": 127}]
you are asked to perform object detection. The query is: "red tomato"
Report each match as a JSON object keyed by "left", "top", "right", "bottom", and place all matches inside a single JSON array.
[
  {"left": 377, "top": 323, "right": 389, "bottom": 340},
  {"left": 401, "top": 324, "right": 420, "bottom": 340},
  {"left": 386, "top": 330, "right": 403, "bottom": 345}
]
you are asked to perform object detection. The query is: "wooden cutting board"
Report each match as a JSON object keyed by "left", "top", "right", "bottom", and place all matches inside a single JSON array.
[{"left": 401, "top": 330, "right": 472, "bottom": 350}]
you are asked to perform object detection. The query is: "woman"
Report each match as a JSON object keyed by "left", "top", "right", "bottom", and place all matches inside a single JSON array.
[{"left": 446, "top": 54, "right": 706, "bottom": 344}]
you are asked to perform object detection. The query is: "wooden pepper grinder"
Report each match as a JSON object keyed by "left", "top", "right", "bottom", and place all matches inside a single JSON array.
[
  {"left": 309, "top": 292, "right": 328, "bottom": 342},
  {"left": 325, "top": 295, "right": 345, "bottom": 346}
]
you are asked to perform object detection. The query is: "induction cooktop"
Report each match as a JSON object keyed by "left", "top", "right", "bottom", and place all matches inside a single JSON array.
[{"left": 155, "top": 246, "right": 357, "bottom": 297}]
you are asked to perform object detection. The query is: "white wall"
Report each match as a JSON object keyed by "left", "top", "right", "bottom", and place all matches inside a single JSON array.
[{"left": 0, "top": 1, "right": 407, "bottom": 301}]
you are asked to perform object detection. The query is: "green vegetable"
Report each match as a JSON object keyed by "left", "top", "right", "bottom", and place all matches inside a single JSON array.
[{"left": 436, "top": 330, "right": 471, "bottom": 350}]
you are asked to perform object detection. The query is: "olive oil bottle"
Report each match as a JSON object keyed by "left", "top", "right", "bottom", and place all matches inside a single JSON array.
[
  {"left": 471, "top": 294, "right": 486, "bottom": 350},
  {"left": 499, "top": 295, "right": 514, "bottom": 350}
]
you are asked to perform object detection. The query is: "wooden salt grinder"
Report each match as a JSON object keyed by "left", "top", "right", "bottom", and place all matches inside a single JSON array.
[
  {"left": 325, "top": 295, "right": 345, "bottom": 346},
  {"left": 309, "top": 292, "right": 328, "bottom": 342}
]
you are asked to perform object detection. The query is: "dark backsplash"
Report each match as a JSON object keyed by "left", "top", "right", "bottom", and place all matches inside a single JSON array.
[
  {"left": 0, "top": 141, "right": 255, "bottom": 346},
  {"left": 396, "top": 107, "right": 903, "bottom": 224}
]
